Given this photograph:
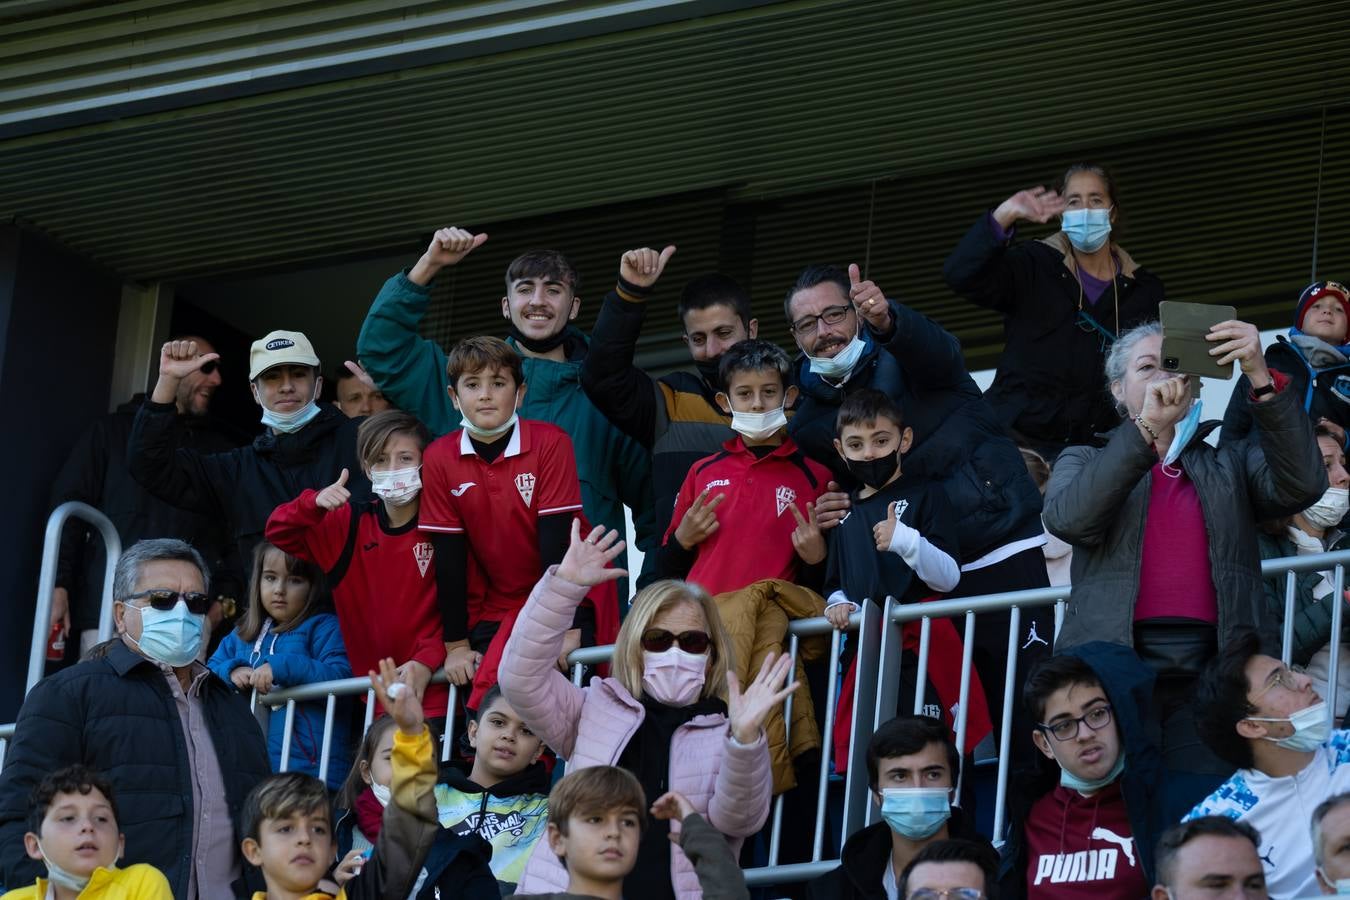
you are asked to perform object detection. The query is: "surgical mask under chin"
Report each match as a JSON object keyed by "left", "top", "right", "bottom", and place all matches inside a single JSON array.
[
  {"left": 879, "top": 788, "right": 951, "bottom": 840},
  {"left": 371, "top": 465, "right": 422, "bottom": 506},
  {"left": 1249, "top": 699, "right": 1330, "bottom": 752},
  {"left": 1317, "top": 867, "right": 1350, "bottom": 894},
  {"left": 463, "top": 411, "right": 518, "bottom": 441},
  {"left": 807, "top": 332, "right": 867, "bottom": 381},
  {"left": 37, "top": 839, "right": 112, "bottom": 893},
  {"left": 1059, "top": 751, "right": 1125, "bottom": 794},
  {"left": 730, "top": 406, "right": 787, "bottom": 442},
  {"left": 641, "top": 648, "right": 708, "bottom": 707},
  {"left": 843, "top": 451, "right": 900, "bottom": 490},
  {"left": 370, "top": 782, "right": 392, "bottom": 808},
  {"left": 1304, "top": 486, "right": 1350, "bottom": 530},
  {"left": 1162, "top": 397, "right": 1203, "bottom": 467},
  {"left": 126, "top": 600, "right": 205, "bottom": 667},
  {"left": 260, "top": 385, "right": 322, "bottom": 434},
  {"left": 1061, "top": 207, "right": 1113, "bottom": 253}
]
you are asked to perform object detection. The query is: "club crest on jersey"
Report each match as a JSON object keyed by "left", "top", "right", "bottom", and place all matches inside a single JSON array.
[
  {"left": 413, "top": 542, "right": 434, "bottom": 578},
  {"left": 515, "top": 472, "right": 536, "bottom": 507},
  {"left": 893, "top": 499, "right": 909, "bottom": 520},
  {"left": 775, "top": 486, "right": 796, "bottom": 517}
]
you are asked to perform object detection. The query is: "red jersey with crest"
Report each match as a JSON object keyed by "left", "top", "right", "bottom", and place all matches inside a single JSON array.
[
  {"left": 419, "top": 419, "right": 583, "bottom": 624},
  {"left": 663, "top": 436, "right": 831, "bottom": 596},
  {"left": 265, "top": 492, "right": 450, "bottom": 716}
]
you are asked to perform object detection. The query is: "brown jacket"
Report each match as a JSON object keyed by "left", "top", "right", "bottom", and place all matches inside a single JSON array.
[{"left": 714, "top": 579, "right": 828, "bottom": 793}]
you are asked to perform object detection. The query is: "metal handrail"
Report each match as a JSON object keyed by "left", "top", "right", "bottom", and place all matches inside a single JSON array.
[{"left": 27, "top": 502, "right": 122, "bottom": 694}]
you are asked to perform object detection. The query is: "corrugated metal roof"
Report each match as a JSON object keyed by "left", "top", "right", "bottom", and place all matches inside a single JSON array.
[{"left": 1, "top": 0, "right": 1348, "bottom": 369}]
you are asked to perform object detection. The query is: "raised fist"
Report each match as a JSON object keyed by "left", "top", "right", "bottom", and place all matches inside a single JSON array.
[
  {"left": 620, "top": 246, "right": 676, "bottom": 290},
  {"left": 159, "top": 340, "right": 219, "bottom": 382}
]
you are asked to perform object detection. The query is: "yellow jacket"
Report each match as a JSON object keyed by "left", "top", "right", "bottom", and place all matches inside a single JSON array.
[
  {"left": 2, "top": 864, "right": 172, "bottom": 900},
  {"left": 251, "top": 726, "right": 438, "bottom": 900},
  {"left": 714, "top": 579, "right": 828, "bottom": 793}
]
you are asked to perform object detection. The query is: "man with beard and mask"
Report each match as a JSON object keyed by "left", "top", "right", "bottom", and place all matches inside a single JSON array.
[
  {"left": 356, "top": 228, "right": 654, "bottom": 598},
  {"left": 578, "top": 248, "right": 764, "bottom": 555},
  {"left": 0, "top": 539, "right": 271, "bottom": 900},
  {"left": 1225, "top": 281, "right": 1350, "bottom": 450},
  {"left": 784, "top": 262, "right": 1050, "bottom": 769},
  {"left": 47, "top": 335, "right": 246, "bottom": 661},
  {"left": 1258, "top": 427, "right": 1350, "bottom": 717},
  {"left": 128, "top": 332, "right": 370, "bottom": 569},
  {"left": 1189, "top": 630, "right": 1350, "bottom": 900},
  {"left": 806, "top": 715, "right": 991, "bottom": 900}
]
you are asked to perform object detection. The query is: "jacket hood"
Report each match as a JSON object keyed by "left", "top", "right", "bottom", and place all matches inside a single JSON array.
[
  {"left": 1038, "top": 232, "right": 1142, "bottom": 279},
  {"left": 440, "top": 758, "right": 551, "bottom": 798}
]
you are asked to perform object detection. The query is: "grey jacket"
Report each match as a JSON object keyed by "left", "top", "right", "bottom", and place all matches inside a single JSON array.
[{"left": 1044, "top": 384, "right": 1326, "bottom": 649}]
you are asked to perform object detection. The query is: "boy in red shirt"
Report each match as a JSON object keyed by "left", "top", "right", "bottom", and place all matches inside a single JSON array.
[
  {"left": 658, "top": 339, "right": 831, "bottom": 595},
  {"left": 419, "top": 336, "right": 609, "bottom": 707},
  {"left": 266, "top": 409, "right": 449, "bottom": 717}
]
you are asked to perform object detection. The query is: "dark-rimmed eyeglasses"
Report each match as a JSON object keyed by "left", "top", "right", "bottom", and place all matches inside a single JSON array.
[
  {"left": 121, "top": 589, "right": 213, "bottom": 615},
  {"left": 1038, "top": 704, "right": 1113, "bottom": 742},
  {"left": 789, "top": 304, "right": 852, "bottom": 338},
  {"left": 640, "top": 629, "right": 711, "bottom": 654},
  {"left": 909, "top": 889, "right": 985, "bottom": 900}
]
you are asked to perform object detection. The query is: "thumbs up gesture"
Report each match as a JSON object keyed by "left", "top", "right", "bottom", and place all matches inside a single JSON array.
[
  {"left": 873, "top": 500, "right": 901, "bottom": 552},
  {"left": 849, "top": 264, "right": 892, "bottom": 332},
  {"left": 620, "top": 245, "right": 677, "bottom": 290},
  {"left": 316, "top": 468, "right": 351, "bottom": 511},
  {"left": 410, "top": 226, "right": 488, "bottom": 285}
]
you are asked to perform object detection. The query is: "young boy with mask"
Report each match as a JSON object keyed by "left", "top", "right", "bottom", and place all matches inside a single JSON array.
[
  {"left": 1001, "top": 645, "right": 1162, "bottom": 900},
  {"left": 8, "top": 765, "right": 172, "bottom": 900},
  {"left": 805, "top": 716, "right": 988, "bottom": 900},
  {"left": 418, "top": 336, "right": 614, "bottom": 708},
  {"left": 434, "top": 685, "right": 550, "bottom": 893},
  {"left": 657, "top": 339, "right": 831, "bottom": 593}
]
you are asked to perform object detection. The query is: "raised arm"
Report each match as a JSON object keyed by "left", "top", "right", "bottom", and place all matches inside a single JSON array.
[
  {"left": 942, "top": 187, "right": 1066, "bottom": 313},
  {"left": 704, "top": 654, "right": 791, "bottom": 837},
  {"left": 847, "top": 264, "right": 969, "bottom": 394}
]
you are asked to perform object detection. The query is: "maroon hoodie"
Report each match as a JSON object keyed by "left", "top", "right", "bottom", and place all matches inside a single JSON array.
[{"left": 1023, "top": 780, "right": 1149, "bottom": 899}]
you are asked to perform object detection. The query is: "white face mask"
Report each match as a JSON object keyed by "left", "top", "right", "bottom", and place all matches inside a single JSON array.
[
  {"left": 730, "top": 406, "right": 788, "bottom": 442},
  {"left": 370, "top": 465, "right": 421, "bottom": 506},
  {"left": 807, "top": 333, "right": 867, "bottom": 380},
  {"left": 1304, "top": 486, "right": 1350, "bottom": 530},
  {"left": 370, "top": 781, "right": 391, "bottom": 808},
  {"left": 37, "top": 838, "right": 115, "bottom": 893},
  {"left": 464, "top": 412, "right": 518, "bottom": 441},
  {"left": 1247, "top": 699, "right": 1331, "bottom": 752}
]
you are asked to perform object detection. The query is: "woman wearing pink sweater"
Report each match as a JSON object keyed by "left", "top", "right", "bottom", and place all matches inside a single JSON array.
[{"left": 499, "top": 521, "right": 792, "bottom": 899}]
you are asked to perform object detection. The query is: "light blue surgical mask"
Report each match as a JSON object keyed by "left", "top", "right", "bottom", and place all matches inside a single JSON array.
[
  {"left": 36, "top": 838, "right": 112, "bottom": 893},
  {"left": 1162, "top": 397, "right": 1203, "bottom": 466},
  {"left": 126, "top": 600, "right": 205, "bottom": 667},
  {"left": 879, "top": 788, "right": 951, "bottom": 840},
  {"left": 1248, "top": 699, "right": 1331, "bottom": 752},
  {"left": 1059, "top": 751, "right": 1125, "bottom": 794},
  {"left": 808, "top": 333, "right": 867, "bottom": 381},
  {"left": 1317, "top": 867, "right": 1350, "bottom": 893},
  {"left": 1062, "top": 207, "right": 1113, "bottom": 253},
  {"left": 260, "top": 383, "right": 322, "bottom": 434}
]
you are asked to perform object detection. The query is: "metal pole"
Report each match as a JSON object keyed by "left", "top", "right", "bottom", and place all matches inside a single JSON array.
[
  {"left": 768, "top": 634, "right": 799, "bottom": 868},
  {"left": 813, "top": 626, "right": 844, "bottom": 861},
  {"left": 992, "top": 607, "right": 1021, "bottom": 846},
  {"left": 954, "top": 612, "right": 975, "bottom": 800},
  {"left": 914, "top": 616, "right": 932, "bottom": 715},
  {"left": 1329, "top": 565, "right": 1345, "bottom": 722},
  {"left": 443, "top": 683, "right": 458, "bottom": 764},
  {"left": 318, "top": 694, "right": 337, "bottom": 784},
  {"left": 279, "top": 700, "right": 297, "bottom": 772},
  {"left": 1282, "top": 569, "right": 1297, "bottom": 665}
]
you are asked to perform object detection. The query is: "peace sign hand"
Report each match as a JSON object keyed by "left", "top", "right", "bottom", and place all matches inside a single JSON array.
[
  {"left": 316, "top": 468, "right": 351, "bottom": 511},
  {"left": 873, "top": 501, "right": 901, "bottom": 551},
  {"left": 789, "top": 502, "right": 826, "bottom": 565},
  {"left": 620, "top": 245, "right": 677, "bottom": 290},
  {"left": 849, "top": 264, "right": 892, "bottom": 332},
  {"left": 674, "top": 489, "right": 726, "bottom": 550},
  {"left": 993, "top": 186, "right": 1066, "bottom": 229},
  {"left": 727, "top": 652, "right": 799, "bottom": 744},
  {"left": 556, "top": 520, "right": 628, "bottom": 587}
]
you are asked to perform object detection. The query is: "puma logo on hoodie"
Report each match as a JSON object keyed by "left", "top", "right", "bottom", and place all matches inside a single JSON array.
[{"left": 1025, "top": 781, "right": 1148, "bottom": 898}]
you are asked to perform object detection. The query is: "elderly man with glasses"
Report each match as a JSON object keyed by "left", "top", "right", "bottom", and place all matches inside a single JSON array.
[
  {"left": 0, "top": 539, "right": 271, "bottom": 900},
  {"left": 1189, "top": 630, "right": 1350, "bottom": 899}
]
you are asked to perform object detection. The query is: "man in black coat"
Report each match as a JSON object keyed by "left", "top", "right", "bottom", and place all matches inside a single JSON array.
[
  {"left": 0, "top": 538, "right": 272, "bottom": 899},
  {"left": 128, "top": 330, "right": 371, "bottom": 570},
  {"left": 48, "top": 334, "right": 247, "bottom": 660}
]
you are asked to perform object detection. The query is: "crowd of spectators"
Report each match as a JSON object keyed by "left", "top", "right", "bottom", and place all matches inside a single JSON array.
[{"left": 5, "top": 164, "right": 1350, "bottom": 900}]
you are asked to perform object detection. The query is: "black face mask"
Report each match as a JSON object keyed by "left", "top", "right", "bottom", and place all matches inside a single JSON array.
[
  {"left": 843, "top": 451, "right": 899, "bottom": 490},
  {"left": 507, "top": 322, "right": 569, "bottom": 355},
  {"left": 695, "top": 357, "right": 722, "bottom": 389}
]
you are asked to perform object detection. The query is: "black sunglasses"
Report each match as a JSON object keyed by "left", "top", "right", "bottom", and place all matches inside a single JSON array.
[
  {"left": 641, "top": 628, "right": 711, "bottom": 654},
  {"left": 199, "top": 360, "right": 219, "bottom": 375},
  {"left": 122, "top": 589, "right": 213, "bottom": 615}
]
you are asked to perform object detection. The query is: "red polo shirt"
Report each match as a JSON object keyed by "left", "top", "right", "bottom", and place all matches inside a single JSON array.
[
  {"left": 420, "top": 419, "right": 582, "bottom": 624},
  {"left": 663, "top": 436, "right": 831, "bottom": 595}
]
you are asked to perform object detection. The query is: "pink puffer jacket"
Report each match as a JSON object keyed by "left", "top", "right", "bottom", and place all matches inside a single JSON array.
[{"left": 499, "top": 568, "right": 773, "bottom": 899}]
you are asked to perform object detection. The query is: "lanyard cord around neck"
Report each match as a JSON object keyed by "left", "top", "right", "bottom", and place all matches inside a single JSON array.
[{"left": 1071, "top": 249, "right": 1120, "bottom": 340}]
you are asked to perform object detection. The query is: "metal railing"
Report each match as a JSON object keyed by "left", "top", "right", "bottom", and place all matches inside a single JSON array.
[{"left": 4, "top": 547, "right": 1350, "bottom": 890}]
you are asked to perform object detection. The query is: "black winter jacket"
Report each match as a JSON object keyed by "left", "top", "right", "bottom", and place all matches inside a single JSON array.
[
  {"left": 788, "top": 302, "right": 1044, "bottom": 563},
  {"left": 997, "top": 642, "right": 1164, "bottom": 899},
  {"left": 127, "top": 399, "right": 371, "bottom": 567},
  {"left": 49, "top": 396, "right": 246, "bottom": 629},
  {"left": 0, "top": 641, "right": 271, "bottom": 897},
  {"left": 1222, "top": 336, "right": 1350, "bottom": 448},
  {"left": 804, "top": 807, "right": 985, "bottom": 900},
  {"left": 1043, "top": 384, "right": 1326, "bottom": 650},
  {"left": 943, "top": 215, "right": 1164, "bottom": 448}
]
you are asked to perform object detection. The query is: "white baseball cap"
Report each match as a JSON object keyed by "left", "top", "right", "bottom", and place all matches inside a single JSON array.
[{"left": 249, "top": 330, "right": 321, "bottom": 380}]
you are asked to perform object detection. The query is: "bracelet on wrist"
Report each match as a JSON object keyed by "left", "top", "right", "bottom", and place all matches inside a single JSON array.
[{"left": 1134, "top": 414, "right": 1159, "bottom": 442}]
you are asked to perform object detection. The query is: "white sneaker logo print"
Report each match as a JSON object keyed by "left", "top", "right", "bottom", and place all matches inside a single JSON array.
[
  {"left": 515, "top": 472, "right": 536, "bottom": 507},
  {"left": 450, "top": 482, "right": 475, "bottom": 497}
]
